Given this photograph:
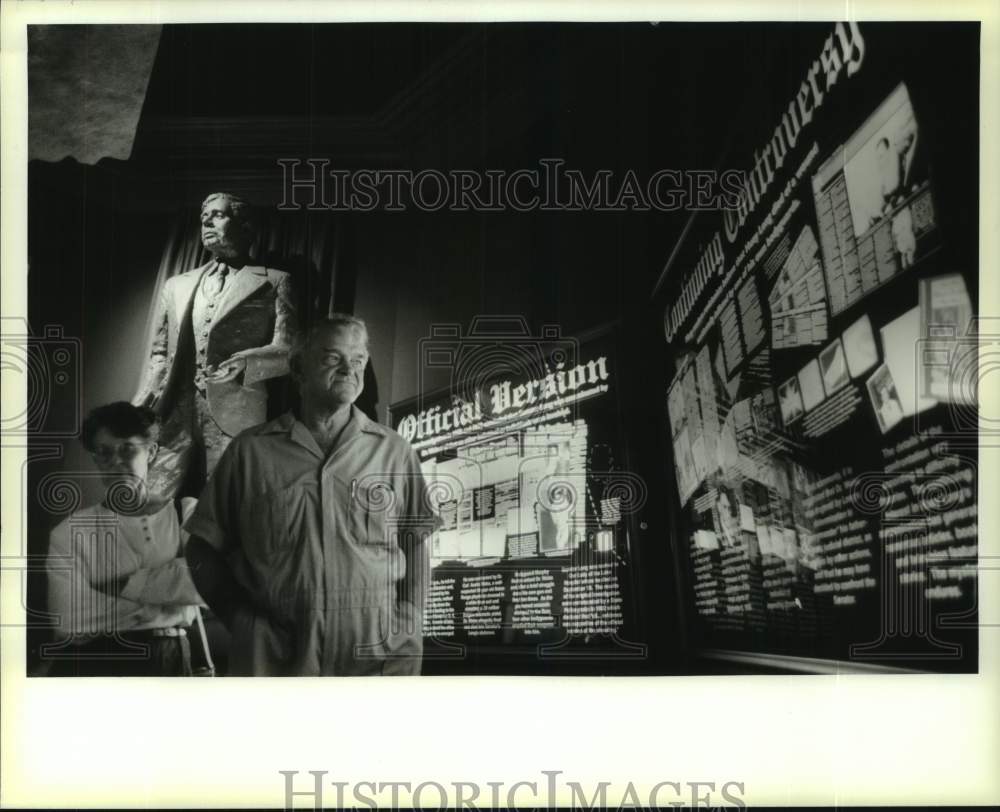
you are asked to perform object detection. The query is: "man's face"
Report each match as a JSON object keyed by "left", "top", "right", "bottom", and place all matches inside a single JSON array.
[
  {"left": 89, "top": 427, "right": 157, "bottom": 499},
  {"left": 200, "top": 197, "right": 245, "bottom": 258},
  {"left": 297, "top": 326, "right": 369, "bottom": 410}
]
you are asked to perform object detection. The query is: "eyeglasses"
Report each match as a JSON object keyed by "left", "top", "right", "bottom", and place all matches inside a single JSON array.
[{"left": 90, "top": 442, "right": 152, "bottom": 464}]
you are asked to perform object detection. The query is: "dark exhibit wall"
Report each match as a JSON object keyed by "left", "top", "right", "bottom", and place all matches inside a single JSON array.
[
  {"left": 360, "top": 209, "right": 646, "bottom": 417},
  {"left": 27, "top": 160, "right": 172, "bottom": 506}
]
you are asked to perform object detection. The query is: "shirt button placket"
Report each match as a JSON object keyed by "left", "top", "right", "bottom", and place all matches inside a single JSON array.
[{"left": 320, "top": 463, "right": 338, "bottom": 672}]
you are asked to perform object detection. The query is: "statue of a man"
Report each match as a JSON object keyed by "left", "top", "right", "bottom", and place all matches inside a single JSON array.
[{"left": 135, "top": 192, "right": 298, "bottom": 497}]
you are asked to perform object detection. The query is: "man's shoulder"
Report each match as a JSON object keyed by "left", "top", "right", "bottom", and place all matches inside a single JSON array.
[
  {"left": 230, "top": 413, "right": 295, "bottom": 444},
  {"left": 376, "top": 422, "right": 407, "bottom": 446},
  {"left": 358, "top": 411, "right": 416, "bottom": 456}
]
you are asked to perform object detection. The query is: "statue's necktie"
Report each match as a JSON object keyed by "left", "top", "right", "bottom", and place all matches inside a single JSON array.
[{"left": 207, "top": 261, "right": 229, "bottom": 298}]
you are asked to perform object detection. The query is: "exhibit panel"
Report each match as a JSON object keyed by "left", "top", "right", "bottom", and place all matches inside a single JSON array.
[
  {"left": 389, "top": 322, "right": 647, "bottom": 674},
  {"left": 654, "top": 23, "right": 980, "bottom": 673}
]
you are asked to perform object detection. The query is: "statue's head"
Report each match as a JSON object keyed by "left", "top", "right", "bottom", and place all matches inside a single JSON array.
[{"left": 200, "top": 192, "right": 255, "bottom": 259}]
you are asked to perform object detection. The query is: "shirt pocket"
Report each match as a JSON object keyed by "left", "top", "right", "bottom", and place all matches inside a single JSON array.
[{"left": 353, "top": 477, "right": 397, "bottom": 548}]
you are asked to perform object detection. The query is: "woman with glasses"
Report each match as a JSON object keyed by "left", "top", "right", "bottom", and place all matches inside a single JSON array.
[{"left": 43, "top": 402, "right": 207, "bottom": 676}]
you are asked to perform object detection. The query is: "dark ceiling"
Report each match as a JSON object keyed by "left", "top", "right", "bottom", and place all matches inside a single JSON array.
[
  {"left": 135, "top": 22, "right": 832, "bottom": 169},
  {"left": 141, "top": 24, "right": 469, "bottom": 118},
  {"left": 126, "top": 23, "right": 844, "bottom": 276},
  {"left": 26, "top": 21, "right": 978, "bottom": 346}
]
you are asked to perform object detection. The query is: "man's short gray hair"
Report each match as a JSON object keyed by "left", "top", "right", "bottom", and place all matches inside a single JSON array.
[{"left": 289, "top": 314, "right": 370, "bottom": 373}]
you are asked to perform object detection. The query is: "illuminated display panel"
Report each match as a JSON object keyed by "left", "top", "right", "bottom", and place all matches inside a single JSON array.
[
  {"left": 389, "top": 326, "right": 644, "bottom": 673},
  {"left": 657, "top": 24, "right": 978, "bottom": 673}
]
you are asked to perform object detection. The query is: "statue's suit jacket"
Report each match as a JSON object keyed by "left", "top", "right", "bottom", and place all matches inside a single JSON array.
[{"left": 135, "top": 260, "right": 298, "bottom": 439}]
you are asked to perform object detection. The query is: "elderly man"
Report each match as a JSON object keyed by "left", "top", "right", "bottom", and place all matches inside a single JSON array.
[
  {"left": 45, "top": 402, "right": 204, "bottom": 676},
  {"left": 185, "top": 315, "right": 438, "bottom": 676},
  {"left": 134, "top": 192, "right": 298, "bottom": 498}
]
